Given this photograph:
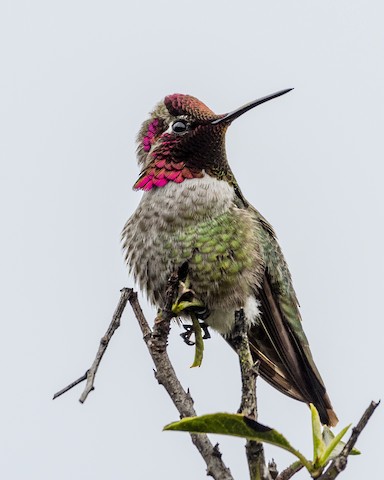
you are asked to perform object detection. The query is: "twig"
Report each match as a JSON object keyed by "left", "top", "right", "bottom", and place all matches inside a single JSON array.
[
  {"left": 53, "top": 284, "right": 378, "bottom": 480},
  {"left": 53, "top": 288, "right": 132, "bottom": 401},
  {"left": 128, "top": 277, "right": 234, "bottom": 480},
  {"left": 53, "top": 281, "right": 233, "bottom": 479},
  {"left": 228, "top": 309, "right": 270, "bottom": 480},
  {"left": 268, "top": 459, "right": 278, "bottom": 479},
  {"left": 317, "top": 400, "right": 380, "bottom": 480},
  {"left": 52, "top": 372, "right": 88, "bottom": 400},
  {"left": 275, "top": 461, "right": 303, "bottom": 480}
]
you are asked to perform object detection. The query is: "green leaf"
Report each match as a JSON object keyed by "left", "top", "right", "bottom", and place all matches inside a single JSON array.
[
  {"left": 171, "top": 282, "right": 204, "bottom": 315},
  {"left": 164, "top": 413, "right": 313, "bottom": 471},
  {"left": 310, "top": 404, "right": 326, "bottom": 466},
  {"left": 190, "top": 314, "right": 204, "bottom": 368},
  {"left": 321, "top": 425, "right": 360, "bottom": 462},
  {"left": 319, "top": 424, "right": 349, "bottom": 465}
]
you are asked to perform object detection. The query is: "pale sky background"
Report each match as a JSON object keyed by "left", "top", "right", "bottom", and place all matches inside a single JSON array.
[{"left": 1, "top": 1, "right": 383, "bottom": 479}]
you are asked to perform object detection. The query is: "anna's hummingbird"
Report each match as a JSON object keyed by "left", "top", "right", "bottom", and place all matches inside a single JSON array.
[{"left": 122, "top": 90, "right": 338, "bottom": 427}]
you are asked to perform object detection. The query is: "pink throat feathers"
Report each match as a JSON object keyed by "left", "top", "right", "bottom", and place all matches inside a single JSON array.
[
  {"left": 135, "top": 117, "right": 203, "bottom": 191},
  {"left": 134, "top": 158, "right": 203, "bottom": 191}
]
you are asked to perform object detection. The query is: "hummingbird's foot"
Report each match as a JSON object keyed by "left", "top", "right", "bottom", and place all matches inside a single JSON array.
[
  {"left": 180, "top": 322, "right": 211, "bottom": 345},
  {"left": 200, "top": 322, "right": 211, "bottom": 340},
  {"left": 180, "top": 325, "right": 195, "bottom": 346}
]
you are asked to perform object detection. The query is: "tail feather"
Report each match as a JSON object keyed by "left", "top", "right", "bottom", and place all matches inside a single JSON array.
[{"left": 248, "top": 274, "right": 338, "bottom": 427}]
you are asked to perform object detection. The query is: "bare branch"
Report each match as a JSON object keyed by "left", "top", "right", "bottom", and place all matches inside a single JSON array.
[
  {"left": 53, "top": 282, "right": 233, "bottom": 479},
  {"left": 275, "top": 461, "right": 303, "bottom": 480},
  {"left": 268, "top": 459, "right": 278, "bottom": 479},
  {"left": 53, "top": 288, "right": 132, "bottom": 401},
  {"left": 317, "top": 400, "right": 380, "bottom": 480},
  {"left": 52, "top": 372, "right": 88, "bottom": 400},
  {"left": 128, "top": 278, "right": 234, "bottom": 480},
  {"left": 228, "top": 309, "right": 270, "bottom": 480},
  {"left": 53, "top": 284, "right": 378, "bottom": 480}
]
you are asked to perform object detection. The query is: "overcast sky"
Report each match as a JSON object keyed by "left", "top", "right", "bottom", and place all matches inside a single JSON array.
[{"left": 1, "top": 1, "right": 383, "bottom": 479}]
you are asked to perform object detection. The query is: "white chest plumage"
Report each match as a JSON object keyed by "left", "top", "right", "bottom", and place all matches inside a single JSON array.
[{"left": 122, "top": 174, "right": 261, "bottom": 333}]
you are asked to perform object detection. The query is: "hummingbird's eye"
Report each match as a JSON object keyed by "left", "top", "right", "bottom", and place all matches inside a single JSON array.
[{"left": 172, "top": 120, "right": 189, "bottom": 134}]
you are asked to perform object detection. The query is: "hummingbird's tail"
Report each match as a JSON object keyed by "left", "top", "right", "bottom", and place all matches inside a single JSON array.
[{"left": 247, "top": 275, "right": 338, "bottom": 427}]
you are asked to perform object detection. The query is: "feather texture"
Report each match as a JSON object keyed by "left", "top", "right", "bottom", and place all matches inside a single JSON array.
[{"left": 123, "top": 92, "right": 338, "bottom": 427}]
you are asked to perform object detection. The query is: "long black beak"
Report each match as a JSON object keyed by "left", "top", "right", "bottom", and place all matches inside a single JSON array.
[{"left": 211, "top": 88, "right": 293, "bottom": 125}]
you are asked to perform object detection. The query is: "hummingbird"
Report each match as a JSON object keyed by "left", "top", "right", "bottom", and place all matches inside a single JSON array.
[{"left": 122, "top": 89, "right": 338, "bottom": 427}]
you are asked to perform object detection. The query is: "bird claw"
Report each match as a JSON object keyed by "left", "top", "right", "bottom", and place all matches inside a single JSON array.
[
  {"left": 201, "top": 323, "right": 211, "bottom": 340},
  {"left": 180, "top": 325, "right": 195, "bottom": 345},
  {"left": 180, "top": 322, "right": 211, "bottom": 346}
]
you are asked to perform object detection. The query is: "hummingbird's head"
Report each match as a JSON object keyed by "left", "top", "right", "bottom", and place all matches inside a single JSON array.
[
  {"left": 136, "top": 94, "right": 226, "bottom": 174},
  {"left": 134, "top": 89, "right": 292, "bottom": 191}
]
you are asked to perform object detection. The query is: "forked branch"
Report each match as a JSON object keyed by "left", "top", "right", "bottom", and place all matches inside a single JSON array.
[
  {"left": 53, "top": 281, "right": 233, "bottom": 480},
  {"left": 53, "top": 288, "right": 131, "bottom": 402},
  {"left": 53, "top": 285, "right": 378, "bottom": 480},
  {"left": 317, "top": 400, "right": 379, "bottom": 480}
]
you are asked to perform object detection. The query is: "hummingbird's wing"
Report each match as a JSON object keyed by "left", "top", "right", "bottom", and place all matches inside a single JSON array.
[{"left": 248, "top": 208, "right": 338, "bottom": 427}]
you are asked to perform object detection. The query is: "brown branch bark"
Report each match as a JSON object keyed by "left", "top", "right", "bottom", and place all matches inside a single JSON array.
[
  {"left": 317, "top": 400, "right": 379, "bottom": 480},
  {"left": 268, "top": 459, "right": 278, "bottom": 479},
  {"left": 53, "top": 281, "right": 233, "bottom": 480},
  {"left": 53, "top": 285, "right": 379, "bottom": 480},
  {"left": 275, "top": 461, "right": 303, "bottom": 480},
  {"left": 128, "top": 276, "right": 234, "bottom": 480},
  {"left": 53, "top": 288, "right": 131, "bottom": 401},
  {"left": 228, "top": 309, "right": 270, "bottom": 480}
]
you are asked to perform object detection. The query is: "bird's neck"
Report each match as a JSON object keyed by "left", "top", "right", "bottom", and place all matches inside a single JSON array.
[{"left": 139, "top": 173, "right": 235, "bottom": 223}]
